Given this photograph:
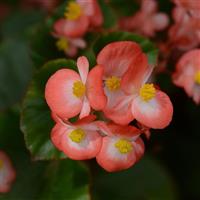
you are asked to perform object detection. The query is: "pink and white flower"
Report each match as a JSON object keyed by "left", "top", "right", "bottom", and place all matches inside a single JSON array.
[
  {"left": 169, "top": 5, "right": 200, "bottom": 50},
  {"left": 173, "top": 49, "right": 200, "bottom": 104},
  {"left": 45, "top": 56, "right": 107, "bottom": 119},
  {"left": 0, "top": 151, "right": 16, "bottom": 193},
  {"left": 119, "top": 52, "right": 173, "bottom": 129},
  {"left": 97, "top": 41, "right": 143, "bottom": 125},
  {"left": 51, "top": 115, "right": 103, "bottom": 160},
  {"left": 96, "top": 123, "right": 144, "bottom": 172},
  {"left": 55, "top": 36, "right": 86, "bottom": 57},
  {"left": 53, "top": 0, "right": 103, "bottom": 39},
  {"left": 119, "top": 0, "right": 169, "bottom": 37}
]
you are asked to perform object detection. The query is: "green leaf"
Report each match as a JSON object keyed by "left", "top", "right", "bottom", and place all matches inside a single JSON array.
[
  {"left": 99, "top": 0, "right": 117, "bottom": 29},
  {"left": 93, "top": 31, "right": 158, "bottom": 65},
  {"left": 0, "top": 39, "right": 33, "bottom": 110},
  {"left": 92, "top": 156, "right": 178, "bottom": 200},
  {"left": 40, "top": 160, "right": 90, "bottom": 200},
  {"left": 20, "top": 59, "right": 76, "bottom": 160},
  {"left": 0, "top": 111, "right": 90, "bottom": 200}
]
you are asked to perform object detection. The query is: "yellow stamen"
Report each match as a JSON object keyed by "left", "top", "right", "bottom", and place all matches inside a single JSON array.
[
  {"left": 194, "top": 71, "right": 200, "bottom": 84},
  {"left": 69, "top": 128, "right": 85, "bottom": 143},
  {"left": 139, "top": 83, "right": 156, "bottom": 102},
  {"left": 0, "top": 159, "right": 3, "bottom": 169},
  {"left": 64, "top": 2, "right": 82, "bottom": 20},
  {"left": 115, "top": 139, "right": 133, "bottom": 154},
  {"left": 105, "top": 76, "right": 121, "bottom": 91},
  {"left": 73, "top": 81, "right": 86, "bottom": 98},
  {"left": 56, "top": 38, "right": 69, "bottom": 51}
]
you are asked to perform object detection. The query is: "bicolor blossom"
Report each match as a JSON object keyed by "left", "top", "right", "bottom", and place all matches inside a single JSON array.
[
  {"left": 119, "top": 0, "right": 169, "bottom": 37},
  {"left": 97, "top": 41, "right": 142, "bottom": 125},
  {"left": 0, "top": 151, "right": 16, "bottom": 193},
  {"left": 45, "top": 56, "right": 106, "bottom": 119},
  {"left": 97, "top": 41, "right": 173, "bottom": 128},
  {"left": 53, "top": 0, "right": 103, "bottom": 38},
  {"left": 51, "top": 115, "right": 103, "bottom": 160},
  {"left": 168, "top": 5, "right": 200, "bottom": 50},
  {"left": 55, "top": 37, "right": 86, "bottom": 57},
  {"left": 173, "top": 49, "right": 200, "bottom": 104},
  {"left": 53, "top": 0, "right": 103, "bottom": 56},
  {"left": 96, "top": 123, "right": 144, "bottom": 172},
  {"left": 119, "top": 52, "right": 173, "bottom": 129}
]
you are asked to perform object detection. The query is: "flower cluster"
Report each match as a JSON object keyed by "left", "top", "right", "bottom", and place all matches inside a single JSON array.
[
  {"left": 53, "top": 0, "right": 103, "bottom": 57},
  {"left": 0, "top": 151, "right": 16, "bottom": 193},
  {"left": 119, "top": 0, "right": 169, "bottom": 37},
  {"left": 45, "top": 41, "right": 173, "bottom": 172},
  {"left": 169, "top": 0, "right": 200, "bottom": 50}
]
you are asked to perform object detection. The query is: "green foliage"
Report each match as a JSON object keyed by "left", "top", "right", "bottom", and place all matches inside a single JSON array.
[
  {"left": 0, "top": 107, "right": 90, "bottom": 200},
  {"left": 0, "top": 39, "right": 33, "bottom": 110},
  {"left": 21, "top": 59, "right": 76, "bottom": 160},
  {"left": 92, "top": 156, "right": 177, "bottom": 200}
]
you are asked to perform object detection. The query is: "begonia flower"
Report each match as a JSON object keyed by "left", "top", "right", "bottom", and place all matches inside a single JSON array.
[
  {"left": 173, "top": 0, "right": 200, "bottom": 18},
  {"left": 169, "top": 6, "right": 200, "bottom": 50},
  {"left": 55, "top": 37, "right": 86, "bottom": 57},
  {"left": 53, "top": 0, "right": 103, "bottom": 39},
  {"left": 173, "top": 49, "right": 200, "bottom": 104},
  {"left": 96, "top": 41, "right": 143, "bottom": 125},
  {"left": 45, "top": 56, "right": 107, "bottom": 119},
  {"left": 109, "top": 52, "right": 173, "bottom": 129},
  {"left": 119, "top": 0, "right": 169, "bottom": 37},
  {"left": 51, "top": 115, "right": 103, "bottom": 160},
  {"left": 122, "top": 53, "right": 173, "bottom": 129},
  {"left": 0, "top": 151, "right": 16, "bottom": 193},
  {"left": 96, "top": 123, "right": 144, "bottom": 172}
]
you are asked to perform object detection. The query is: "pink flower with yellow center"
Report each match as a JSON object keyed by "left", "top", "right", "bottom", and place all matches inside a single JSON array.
[
  {"left": 119, "top": 53, "right": 173, "bottom": 129},
  {"left": 45, "top": 56, "right": 107, "bottom": 119},
  {"left": 119, "top": 0, "right": 169, "bottom": 37},
  {"left": 96, "top": 123, "right": 144, "bottom": 172},
  {"left": 55, "top": 37, "right": 86, "bottom": 57},
  {"left": 173, "top": 49, "right": 200, "bottom": 104},
  {"left": 53, "top": 0, "right": 103, "bottom": 39},
  {"left": 51, "top": 115, "right": 103, "bottom": 160},
  {"left": 0, "top": 151, "right": 16, "bottom": 193},
  {"left": 97, "top": 41, "right": 143, "bottom": 125}
]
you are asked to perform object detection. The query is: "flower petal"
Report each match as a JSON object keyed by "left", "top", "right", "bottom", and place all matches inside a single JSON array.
[
  {"left": 53, "top": 16, "right": 89, "bottom": 38},
  {"left": 152, "top": 13, "right": 169, "bottom": 30},
  {"left": 103, "top": 92, "right": 134, "bottom": 125},
  {"left": 97, "top": 41, "right": 142, "bottom": 77},
  {"left": 107, "top": 123, "right": 141, "bottom": 139},
  {"left": 132, "top": 90, "right": 173, "bottom": 129},
  {"left": 61, "top": 129, "right": 102, "bottom": 160},
  {"left": 45, "top": 69, "right": 83, "bottom": 119},
  {"left": 88, "top": 0, "right": 103, "bottom": 27},
  {"left": 0, "top": 151, "right": 16, "bottom": 193},
  {"left": 51, "top": 122, "right": 69, "bottom": 151},
  {"left": 121, "top": 53, "right": 152, "bottom": 94},
  {"left": 74, "top": 115, "right": 96, "bottom": 126},
  {"left": 79, "top": 97, "right": 91, "bottom": 119},
  {"left": 87, "top": 65, "right": 107, "bottom": 110},
  {"left": 96, "top": 137, "right": 137, "bottom": 172},
  {"left": 77, "top": 56, "right": 89, "bottom": 84}
]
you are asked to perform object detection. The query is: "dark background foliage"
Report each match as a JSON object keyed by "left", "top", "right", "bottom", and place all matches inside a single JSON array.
[{"left": 0, "top": 0, "right": 199, "bottom": 199}]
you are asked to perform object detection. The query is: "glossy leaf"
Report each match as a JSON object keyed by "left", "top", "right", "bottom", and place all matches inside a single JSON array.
[
  {"left": 0, "top": 39, "right": 33, "bottom": 110},
  {"left": 0, "top": 111, "right": 90, "bottom": 200},
  {"left": 92, "top": 156, "right": 177, "bottom": 200},
  {"left": 20, "top": 59, "right": 76, "bottom": 160}
]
